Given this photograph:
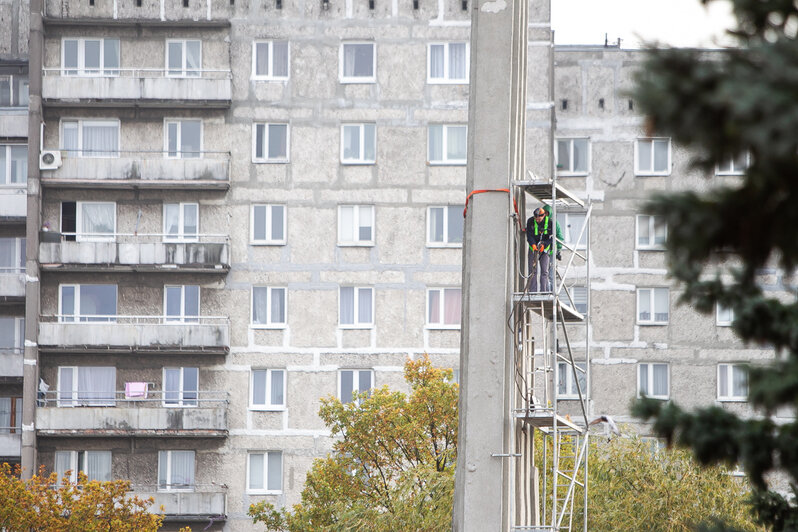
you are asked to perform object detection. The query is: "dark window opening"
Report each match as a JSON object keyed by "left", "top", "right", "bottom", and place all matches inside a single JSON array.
[
  {"left": 461, "top": 0, "right": 467, "bottom": 9},
  {"left": 89, "top": 0, "right": 95, "bottom": 6},
  {"left": 183, "top": 0, "right": 189, "bottom": 7},
  {"left": 561, "top": 99, "right": 568, "bottom": 110},
  {"left": 413, "top": 0, "right": 418, "bottom": 8},
  {"left": 276, "top": 0, "right": 281, "bottom": 7},
  {"left": 136, "top": 0, "right": 142, "bottom": 6},
  {"left": 628, "top": 99, "right": 634, "bottom": 111},
  {"left": 598, "top": 98, "right": 605, "bottom": 109},
  {"left": 61, "top": 202, "right": 77, "bottom": 241},
  {"left": 369, "top": 0, "right": 374, "bottom": 8}
]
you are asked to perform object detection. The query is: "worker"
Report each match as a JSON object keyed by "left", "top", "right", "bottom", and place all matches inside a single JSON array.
[{"left": 525, "top": 204, "right": 563, "bottom": 292}]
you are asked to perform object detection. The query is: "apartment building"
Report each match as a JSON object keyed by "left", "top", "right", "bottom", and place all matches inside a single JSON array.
[{"left": 9, "top": 0, "right": 773, "bottom": 529}]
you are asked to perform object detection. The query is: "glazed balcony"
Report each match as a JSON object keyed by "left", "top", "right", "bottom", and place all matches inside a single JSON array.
[
  {"left": 40, "top": 150, "right": 230, "bottom": 190},
  {"left": 132, "top": 486, "right": 227, "bottom": 521},
  {"left": 36, "top": 390, "right": 228, "bottom": 437},
  {"left": 0, "top": 268, "right": 25, "bottom": 302},
  {"left": 39, "top": 233, "right": 230, "bottom": 273},
  {"left": 38, "top": 315, "right": 230, "bottom": 354},
  {"left": 42, "top": 69, "right": 231, "bottom": 109},
  {"left": 0, "top": 348, "right": 23, "bottom": 378},
  {"left": 0, "top": 432, "right": 21, "bottom": 458}
]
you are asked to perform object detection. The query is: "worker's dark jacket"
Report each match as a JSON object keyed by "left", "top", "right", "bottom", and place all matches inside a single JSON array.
[{"left": 526, "top": 215, "right": 555, "bottom": 252}]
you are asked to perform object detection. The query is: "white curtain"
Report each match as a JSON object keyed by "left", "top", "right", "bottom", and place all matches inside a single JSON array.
[
  {"left": 573, "top": 139, "right": 588, "bottom": 173},
  {"left": 0, "top": 147, "right": 5, "bottom": 184},
  {"left": 164, "top": 204, "right": 179, "bottom": 238},
  {"left": 55, "top": 451, "right": 74, "bottom": 481},
  {"left": 443, "top": 288, "right": 461, "bottom": 325},
  {"left": 654, "top": 289, "right": 669, "bottom": 322},
  {"left": 78, "top": 367, "right": 115, "bottom": 406},
  {"left": 557, "top": 140, "right": 570, "bottom": 172},
  {"left": 81, "top": 203, "right": 115, "bottom": 237},
  {"left": 82, "top": 123, "right": 118, "bottom": 157},
  {"left": 429, "top": 207, "right": 444, "bottom": 243},
  {"left": 184, "top": 285, "right": 200, "bottom": 321},
  {"left": 342, "top": 125, "right": 360, "bottom": 161},
  {"left": 429, "top": 44, "right": 444, "bottom": 78},
  {"left": 339, "top": 206, "right": 354, "bottom": 241},
  {"left": 270, "top": 370, "right": 284, "bottom": 405},
  {"left": 340, "top": 287, "right": 354, "bottom": 325},
  {"left": 357, "top": 288, "right": 372, "bottom": 324},
  {"left": 446, "top": 206, "right": 463, "bottom": 244},
  {"left": 62, "top": 122, "right": 79, "bottom": 155},
  {"left": 344, "top": 44, "right": 372, "bottom": 78},
  {"left": 164, "top": 368, "right": 181, "bottom": 404},
  {"left": 252, "top": 287, "right": 270, "bottom": 324},
  {"left": 358, "top": 206, "right": 373, "bottom": 241},
  {"left": 267, "top": 452, "right": 282, "bottom": 491},
  {"left": 185, "top": 41, "right": 201, "bottom": 76},
  {"left": 638, "top": 140, "right": 652, "bottom": 171},
  {"left": 428, "top": 125, "right": 443, "bottom": 162},
  {"left": 363, "top": 124, "right": 375, "bottom": 162},
  {"left": 638, "top": 290, "right": 651, "bottom": 321},
  {"left": 10, "top": 146, "right": 27, "bottom": 184},
  {"left": 638, "top": 216, "right": 650, "bottom": 246},
  {"left": 252, "top": 370, "right": 266, "bottom": 405},
  {"left": 340, "top": 371, "right": 353, "bottom": 403},
  {"left": 448, "top": 43, "right": 466, "bottom": 79},
  {"left": 271, "top": 206, "right": 284, "bottom": 241},
  {"left": 272, "top": 42, "right": 289, "bottom": 77},
  {"left": 654, "top": 139, "right": 669, "bottom": 171},
  {"left": 270, "top": 288, "right": 285, "bottom": 324},
  {"left": 168, "top": 42, "right": 183, "bottom": 75},
  {"left": 171, "top": 451, "right": 195, "bottom": 489},
  {"left": 447, "top": 126, "right": 467, "bottom": 161},
  {"left": 654, "top": 216, "right": 667, "bottom": 245},
  {"left": 557, "top": 363, "right": 567, "bottom": 395},
  {"left": 249, "top": 453, "right": 264, "bottom": 490},
  {"left": 63, "top": 40, "right": 79, "bottom": 75},
  {"left": 183, "top": 204, "right": 198, "bottom": 238},
  {"left": 428, "top": 290, "right": 441, "bottom": 324},
  {"left": 358, "top": 370, "right": 372, "bottom": 396},
  {"left": 733, "top": 366, "right": 748, "bottom": 397},
  {"left": 103, "top": 39, "right": 120, "bottom": 75},
  {"left": 638, "top": 365, "right": 649, "bottom": 395},
  {"left": 0, "top": 397, "right": 10, "bottom": 432},
  {"left": 652, "top": 364, "right": 668, "bottom": 396},
  {"left": 268, "top": 124, "right": 287, "bottom": 159},
  {"left": 0, "top": 239, "right": 14, "bottom": 270},
  {"left": 719, "top": 365, "right": 728, "bottom": 397},
  {"left": 255, "top": 43, "right": 270, "bottom": 77},
  {"left": 85, "top": 451, "right": 112, "bottom": 481}
]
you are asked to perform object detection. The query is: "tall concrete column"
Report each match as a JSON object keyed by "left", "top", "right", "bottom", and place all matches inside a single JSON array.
[
  {"left": 21, "top": 0, "right": 43, "bottom": 479},
  {"left": 453, "top": 0, "right": 528, "bottom": 528}
]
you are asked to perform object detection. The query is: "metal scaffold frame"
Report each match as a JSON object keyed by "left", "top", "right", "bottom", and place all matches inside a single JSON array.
[{"left": 508, "top": 170, "right": 592, "bottom": 532}]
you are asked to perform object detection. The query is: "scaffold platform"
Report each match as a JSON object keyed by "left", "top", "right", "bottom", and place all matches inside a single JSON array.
[
  {"left": 513, "top": 409, "right": 584, "bottom": 434},
  {"left": 512, "top": 292, "right": 584, "bottom": 322}
]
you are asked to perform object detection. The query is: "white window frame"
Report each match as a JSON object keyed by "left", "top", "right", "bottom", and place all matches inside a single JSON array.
[
  {"left": 555, "top": 138, "right": 590, "bottom": 176},
  {"left": 636, "top": 287, "right": 669, "bottom": 325},
  {"left": 339, "top": 41, "right": 376, "bottom": 83},
  {"left": 163, "top": 285, "right": 200, "bottom": 323},
  {"left": 165, "top": 39, "right": 202, "bottom": 77},
  {"left": 0, "top": 144, "right": 28, "bottom": 185},
  {"left": 250, "top": 204, "right": 287, "bottom": 245},
  {"left": 426, "top": 287, "right": 462, "bottom": 329},
  {"left": 55, "top": 450, "right": 112, "bottom": 483},
  {"left": 557, "top": 361, "right": 587, "bottom": 400},
  {"left": 338, "top": 286, "right": 374, "bottom": 329},
  {"left": 70, "top": 201, "right": 116, "bottom": 243},
  {"left": 716, "top": 153, "right": 750, "bottom": 176},
  {"left": 426, "top": 42, "right": 469, "bottom": 84},
  {"left": 428, "top": 124, "right": 467, "bottom": 165},
  {"left": 340, "top": 123, "right": 376, "bottom": 165},
  {"left": 0, "top": 316, "right": 24, "bottom": 352},
  {"left": 636, "top": 214, "right": 668, "bottom": 250},
  {"left": 569, "top": 285, "right": 588, "bottom": 315},
  {"left": 426, "top": 205, "right": 464, "bottom": 248},
  {"left": 716, "top": 302, "right": 734, "bottom": 326},
  {"left": 163, "top": 119, "right": 203, "bottom": 159},
  {"left": 246, "top": 451, "right": 283, "bottom": 494},
  {"left": 338, "top": 205, "right": 374, "bottom": 246},
  {"left": 634, "top": 137, "right": 671, "bottom": 176},
  {"left": 163, "top": 202, "right": 199, "bottom": 242},
  {"left": 252, "top": 123, "right": 290, "bottom": 163},
  {"left": 60, "top": 119, "right": 121, "bottom": 158},
  {"left": 60, "top": 37, "right": 120, "bottom": 77},
  {"left": 57, "top": 366, "right": 116, "bottom": 407},
  {"left": 0, "top": 74, "right": 29, "bottom": 107},
  {"left": 251, "top": 286, "right": 288, "bottom": 329},
  {"left": 162, "top": 367, "right": 199, "bottom": 407},
  {"left": 58, "top": 284, "right": 118, "bottom": 323},
  {"left": 158, "top": 450, "right": 195, "bottom": 492},
  {"left": 718, "top": 363, "right": 748, "bottom": 402},
  {"left": 249, "top": 369, "right": 286, "bottom": 411},
  {"left": 338, "top": 369, "right": 373, "bottom": 404},
  {"left": 556, "top": 211, "right": 586, "bottom": 250},
  {"left": 251, "top": 40, "right": 290, "bottom": 81},
  {"left": 637, "top": 362, "right": 670, "bottom": 400},
  {"left": 0, "top": 237, "right": 25, "bottom": 271}
]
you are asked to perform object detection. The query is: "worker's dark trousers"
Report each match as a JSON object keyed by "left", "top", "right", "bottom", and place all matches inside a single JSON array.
[{"left": 528, "top": 250, "right": 551, "bottom": 292}]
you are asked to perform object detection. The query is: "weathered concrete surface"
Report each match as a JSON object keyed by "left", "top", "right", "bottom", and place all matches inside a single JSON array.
[{"left": 36, "top": 406, "right": 227, "bottom": 435}]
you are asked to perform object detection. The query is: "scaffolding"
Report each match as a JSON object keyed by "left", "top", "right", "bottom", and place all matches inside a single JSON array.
[{"left": 509, "top": 170, "right": 592, "bottom": 531}]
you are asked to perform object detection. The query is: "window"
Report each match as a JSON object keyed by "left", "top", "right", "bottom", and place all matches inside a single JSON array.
[
  {"left": 250, "top": 369, "right": 285, "bottom": 410},
  {"left": 428, "top": 125, "right": 467, "bottom": 165},
  {"left": 163, "top": 203, "right": 198, "bottom": 242},
  {"left": 0, "top": 75, "right": 29, "bottom": 107},
  {"left": 61, "top": 120, "right": 120, "bottom": 157},
  {"left": 59, "top": 201, "right": 116, "bottom": 242},
  {"left": 427, "top": 288, "right": 462, "bottom": 328},
  {"left": 58, "top": 366, "right": 116, "bottom": 407},
  {"left": 339, "top": 369, "right": 373, "bottom": 404},
  {"left": 557, "top": 361, "right": 586, "bottom": 399},
  {"left": 427, "top": 206, "right": 464, "bottom": 247},
  {"left": 427, "top": 42, "right": 468, "bottom": 83},
  {"left": 340, "top": 124, "right": 376, "bottom": 164},
  {"left": 247, "top": 451, "right": 282, "bottom": 493},
  {"left": 569, "top": 286, "right": 587, "bottom": 314},
  {"left": 339, "top": 287, "right": 373, "bottom": 328},
  {"left": 0, "top": 145, "right": 27, "bottom": 184},
  {"left": 0, "top": 397, "right": 22, "bottom": 433},
  {"left": 252, "top": 41, "right": 289, "bottom": 80},
  {"left": 717, "top": 302, "right": 734, "bottom": 326},
  {"left": 556, "top": 138, "right": 589, "bottom": 175},
  {"left": 163, "top": 367, "right": 198, "bottom": 407},
  {"left": 158, "top": 450, "right": 195, "bottom": 491},
  {"left": 253, "top": 123, "right": 289, "bottom": 162},
  {"left": 55, "top": 451, "right": 112, "bottom": 482},
  {"left": 0, "top": 317, "right": 24, "bottom": 352},
  {"left": 635, "top": 138, "right": 671, "bottom": 176},
  {"left": 164, "top": 285, "right": 199, "bottom": 323},
  {"left": 638, "top": 363, "right": 669, "bottom": 400},
  {"left": 62, "top": 38, "right": 120, "bottom": 76},
  {"left": 637, "top": 287, "right": 669, "bottom": 325},
  {"left": 718, "top": 364, "right": 748, "bottom": 401},
  {"left": 338, "top": 205, "right": 374, "bottom": 246},
  {"left": 165, "top": 120, "right": 201, "bottom": 159},
  {"left": 339, "top": 42, "right": 375, "bottom": 83},
  {"left": 166, "top": 40, "right": 201, "bottom": 77},
  {"left": 251, "top": 286, "right": 287, "bottom": 328},
  {"left": 636, "top": 215, "right": 667, "bottom": 250},
  {"left": 251, "top": 204, "right": 286, "bottom": 244},
  {"left": 556, "top": 212, "right": 586, "bottom": 249},
  {"left": 716, "top": 153, "right": 750, "bottom": 176},
  {"left": 59, "top": 284, "right": 117, "bottom": 323},
  {"left": 0, "top": 237, "right": 25, "bottom": 272}
]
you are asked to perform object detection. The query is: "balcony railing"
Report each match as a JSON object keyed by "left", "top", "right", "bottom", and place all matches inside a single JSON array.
[
  {"left": 44, "top": 0, "right": 234, "bottom": 26},
  {"left": 40, "top": 233, "right": 230, "bottom": 272},
  {"left": 42, "top": 68, "right": 231, "bottom": 108},
  {"left": 40, "top": 149, "right": 230, "bottom": 189},
  {"left": 38, "top": 315, "right": 230, "bottom": 354},
  {"left": 0, "top": 267, "right": 25, "bottom": 299},
  {"left": 129, "top": 485, "right": 227, "bottom": 520},
  {"left": 36, "top": 390, "right": 228, "bottom": 437},
  {"left": 0, "top": 431, "right": 21, "bottom": 458},
  {"left": 0, "top": 348, "right": 23, "bottom": 378},
  {"left": 0, "top": 111, "right": 28, "bottom": 138},
  {"left": 0, "top": 186, "right": 26, "bottom": 220}
]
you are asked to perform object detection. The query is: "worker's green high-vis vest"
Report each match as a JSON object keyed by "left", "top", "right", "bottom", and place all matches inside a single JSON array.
[{"left": 530, "top": 215, "right": 551, "bottom": 253}]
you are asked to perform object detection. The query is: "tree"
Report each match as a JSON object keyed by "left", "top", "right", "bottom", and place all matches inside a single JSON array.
[
  {"left": 248, "top": 356, "right": 458, "bottom": 531},
  {"left": 0, "top": 463, "right": 164, "bottom": 531},
  {"left": 629, "top": 0, "right": 798, "bottom": 529}
]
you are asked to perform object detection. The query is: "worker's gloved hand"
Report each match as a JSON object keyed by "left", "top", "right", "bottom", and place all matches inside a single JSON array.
[{"left": 556, "top": 251, "right": 562, "bottom": 261}]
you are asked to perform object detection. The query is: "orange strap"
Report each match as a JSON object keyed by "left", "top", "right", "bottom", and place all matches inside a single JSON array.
[{"left": 463, "top": 188, "right": 524, "bottom": 231}]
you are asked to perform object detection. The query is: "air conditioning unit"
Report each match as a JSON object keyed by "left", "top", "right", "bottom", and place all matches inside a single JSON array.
[{"left": 39, "top": 150, "right": 62, "bottom": 170}]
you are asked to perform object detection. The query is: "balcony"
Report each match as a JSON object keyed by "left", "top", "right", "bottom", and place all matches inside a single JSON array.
[
  {"left": 40, "top": 234, "right": 230, "bottom": 273},
  {"left": 36, "top": 390, "right": 228, "bottom": 437},
  {"left": 38, "top": 316, "right": 230, "bottom": 354},
  {"left": 43, "top": 0, "right": 232, "bottom": 27},
  {"left": 0, "top": 269, "right": 25, "bottom": 302},
  {"left": 0, "top": 348, "right": 23, "bottom": 378},
  {"left": 0, "top": 432, "right": 21, "bottom": 458},
  {"left": 40, "top": 150, "right": 230, "bottom": 190},
  {"left": 42, "top": 69, "right": 231, "bottom": 109},
  {"left": 0, "top": 187, "right": 26, "bottom": 222},
  {"left": 132, "top": 486, "right": 227, "bottom": 522},
  {"left": 0, "top": 111, "right": 28, "bottom": 138}
]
